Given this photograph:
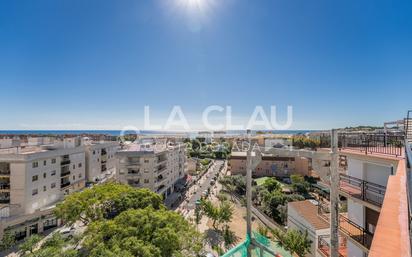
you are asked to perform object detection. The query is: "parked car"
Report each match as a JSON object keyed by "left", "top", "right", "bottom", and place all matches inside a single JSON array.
[{"left": 60, "top": 227, "right": 76, "bottom": 239}]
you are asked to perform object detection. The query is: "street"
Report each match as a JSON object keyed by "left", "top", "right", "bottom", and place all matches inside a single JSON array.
[{"left": 176, "top": 160, "right": 226, "bottom": 217}]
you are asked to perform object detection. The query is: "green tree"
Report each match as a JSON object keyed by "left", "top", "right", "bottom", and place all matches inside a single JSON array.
[
  {"left": 20, "top": 234, "right": 43, "bottom": 257},
  {"left": 0, "top": 231, "right": 15, "bottom": 251},
  {"left": 290, "top": 175, "right": 310, "bottom": 195},
  {"left": 201, "top": 200, "right": 233, "bottom": 230},
  {"left": 82, "top": 208, "right": 203, "bottom": 257},
  {"left": 270, "top": 228, "right": 311, "bottom": 257},
  {"left": 54, "top": 183, "right": 163, "bottom": 225},
  {"left": 262, "top": 178, "right": 282, "bottom": 192}
]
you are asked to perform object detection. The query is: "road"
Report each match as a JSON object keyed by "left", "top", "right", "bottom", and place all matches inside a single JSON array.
[{"left": 177, "top": 160, "right": 226, "bottom": 215}]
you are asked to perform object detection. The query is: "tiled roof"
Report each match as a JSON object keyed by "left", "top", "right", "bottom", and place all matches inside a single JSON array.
[{"left": 288, "top": 200, "right": 329, "bottom": 230}]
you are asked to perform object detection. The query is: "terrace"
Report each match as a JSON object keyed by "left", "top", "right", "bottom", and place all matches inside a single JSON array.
[
  {"left": 317, "top": 200, "right": 373, "bottom": 251},
  {"left": 339, "top": 173, "right": 386, "bottom": 208},
  {"left": 338, "top": 132, "right": 404, "bottom": 157}
]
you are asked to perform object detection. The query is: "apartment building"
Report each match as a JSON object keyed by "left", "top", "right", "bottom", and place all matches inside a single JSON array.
[
  {"left": 313, "top": 132, "right": 409, "bottom": 257},
  {"left": 229, "top": 151, "right": 310, "bottom": 177},
  {"left": 84, "top": 142, "right": 118, "bottom": 183},
  {"left": 116, "top": 141, "right": 186, "bottom": 200},
  {"left": 0, "top": 144, "right": 86, "bottom": 241}
]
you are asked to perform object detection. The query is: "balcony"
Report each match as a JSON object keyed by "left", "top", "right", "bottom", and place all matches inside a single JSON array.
[
  {"left": 156, "top": 155, "right": 167, "bottom": 164},
  {"left": 339, "top": 214, "right": 373, "bottom": 250},
  {"left": 0, "top": 184, "right": 10, "bottom": 190},
  {"left": 0, "top": 192, "right": 10, "bottom": 204},
  {"left": 157, "top": 184, "right": 166, "bottom": 193},
  {"left": 339, "top": 174, "right": 386, "bottom": 207},
  {"left": 157, "top": 165, "right": 167, "bottom": 173},
  {"left": 156, "top": 175, "right": 166, "bottom": 184},
  {"left": 61, "top": 169, "right": 71, "bottom": 177},
  {"left": 0, "top": 170, "right": 10, "bottom": 177},
  {"left": 318, "top": 235, "right": 347, "bottom": 257},
  {"left": 317, "top": 201, "right": 373, "bottom": 251},
  {"left": 61, "top": 181, "right": 71, "bottom": 189},
  {"left": 339, "top": 133, "right": 403, "bottom": 157},
  {"left": 60, "top": 159, "right": 70, "bottom": 166}
]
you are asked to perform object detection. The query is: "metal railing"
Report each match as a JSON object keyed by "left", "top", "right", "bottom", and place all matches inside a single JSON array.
[
  {"left": 339, "top": 132, "right": 404, "bottom": 156},
  {"left": 405, "top": 131, "right": 412, "bottom": 254},
  {"left": 318, "top": 235, "right": 346, "bottom": 257},
  {"left": 0, "top": 184, "right": 10, "bottom": 190},
  {"left": 339, "top": 174, "right": 386, "bottom": 207},
  {"left": 60, "top": 159, "right": 70, "bottom": 166},
  {"left": 339, "top": 214, "right": 373, "bottom": 250},
  {"left": 61, "top": 170, "right": 71, "bottom": 177},
  {"left": 61, "top": 182, "right": 70, "bottom": 188},
  {"left": 406, "top": 111, "right": 412, "bottom": 139}
]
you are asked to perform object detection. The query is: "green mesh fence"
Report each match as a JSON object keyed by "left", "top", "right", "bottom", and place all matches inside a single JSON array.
[
  {"left": 220, "top": 234, "right": 250, "bottom": 257},
  {"left": 220, "top": 232, "right": 293, "bottom": 257}
]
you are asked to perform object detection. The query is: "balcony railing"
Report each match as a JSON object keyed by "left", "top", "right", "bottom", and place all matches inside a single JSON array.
[
  {"left": 339, "top": 174, "right": 386, "bottom": 207},
  {"left": 0, "top": 184, "right": 10, "bottom": 190},
  {"left": 0, "top": 170, "right": 10, "bottom": 176},
  {"left": 61, "top": 170, "right": 71, "bottom": 177},
  {"left": 61, "top": 182, "right": 70, "bottom": 189},
  {"left": 60, "top": 159, "right": 70, "bottom": 166},
  {"left": 339, "top": 133, "right": 404, "bottom": 157},
  {"left": 339, "top": 214, "right": 373, "bottom": 250},
  {"left": 157, "top": 165, "right": 167, "bottom": 173},
  {"left": 318, "top": 235, "right": 347, "bottom": 257}
]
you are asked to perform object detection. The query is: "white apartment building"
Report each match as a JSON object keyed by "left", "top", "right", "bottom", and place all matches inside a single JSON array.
[
  {"left": 313, "top": 132, "right": 405, "bottom": 257},
  {"left": 116, "top": 141, "right": 186, "bottom": 200},
  {"left": 335, "top": 149, "right": 398, "bottom": 257},
  {"left": 84, "top": 142, "right": 118, "bottom": 183},
  {"left": 0, "top": 144, "right": 86, "bottom": 241}
]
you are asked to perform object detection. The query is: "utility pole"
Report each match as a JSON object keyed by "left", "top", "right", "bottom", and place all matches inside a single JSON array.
[
  {"left": 330, "top": 129, "right": 340, "bottom": 257},
  {"left": 246, "top": 130, "right": 253, "bottom": 257}
]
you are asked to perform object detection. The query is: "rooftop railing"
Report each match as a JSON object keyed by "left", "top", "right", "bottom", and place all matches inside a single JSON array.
[
  {"left": 339, "top": 132, "right": 404, "bottom": 157},
  {"left": 339, "top": 174, "right": 386, "bottom": 207}
]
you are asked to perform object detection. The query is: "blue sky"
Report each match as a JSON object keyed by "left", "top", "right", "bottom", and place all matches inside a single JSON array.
[{"left": 0, "top": 0, "right": 411, "bottom": 130}]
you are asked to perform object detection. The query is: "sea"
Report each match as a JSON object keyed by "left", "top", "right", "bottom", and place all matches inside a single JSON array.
[{"left": 0, "top": 130, "right": 319, "bottom": 137}]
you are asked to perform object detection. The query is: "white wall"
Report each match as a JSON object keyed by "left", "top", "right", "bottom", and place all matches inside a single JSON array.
[
  {"left": 347, "top": 158, "right": 364, "bottom": 179},
  {"left": 347, "top": 240, "right": 364, "bottom": 257},
  {"left": 364, "top": 163, "right": 391, "bottom": 186},
  {"left": 347, "top": 198, "right": 364, "bottom": 227}
]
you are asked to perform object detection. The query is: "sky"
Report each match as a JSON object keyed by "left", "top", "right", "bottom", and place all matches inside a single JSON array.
[{"left": 0, "top": 0, "right": 411, "bottom": 130}]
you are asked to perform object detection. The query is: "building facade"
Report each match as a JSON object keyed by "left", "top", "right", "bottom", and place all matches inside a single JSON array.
[
  {"left": 84, "top": 142, "right": 118, "bottom": 183},
  {"left": 0, "top": 145, "right": 86, "bottom": 241},
  {"left": 116, "top": 142, "right": 186, "bottom": 200},
  {"left": 229, "top": 151, "right": 310, "bottom": 177}
]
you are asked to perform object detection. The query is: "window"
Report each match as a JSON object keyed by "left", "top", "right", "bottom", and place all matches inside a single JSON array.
[
  {"left": 51, "top": 158, "right": 56, "bottom": 164},
  {"left": 32, "top": 189, "right": 38, "bottom": 196},
  {"left": 73, "top": 175, "right": 75, "bottom": 180},
  {"left": 32, "top": 162, "right": 38, "bottom": 168},
  {"left": 79, "top": 173, "right": 82, "bottom": 178},
  {"left": 144, "top": 179, "right": 149, "bottom": 183},
  {"left": 32, "top": 175, "right": 38, "bottom": 182},
  {"left": 43, "top": 160, "right": 47, "bottom": 166},
  {"left": 93, "top": 150, "right": 95, "bottom": 155},
  {"left": 51, "top": 183, "right": 56, "bottom": 189},
  {"left": 72, "top": 164, "right": 75, "bottom": 170},
  {"left": 144, "top": 159, "right": 149, "bottom": 163},
  {"left": 78, "top": 163, "right": 82, "bottom": 168},
  {"left": 43, "top": 173, "right": 46, "bottom": 178},
  {"left": 51, "top": 170, "right": 56, "bottom": 176},
  {"left": 43, "top": 186, "right": 47, "bottom": 192}
]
